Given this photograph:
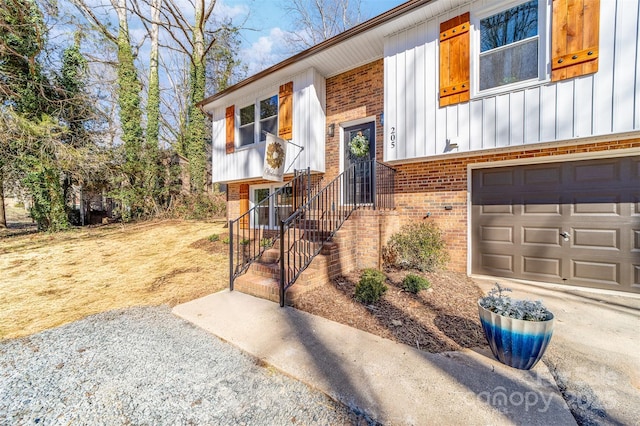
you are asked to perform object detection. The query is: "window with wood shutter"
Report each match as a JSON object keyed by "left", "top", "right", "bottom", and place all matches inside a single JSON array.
[
  {"left": 239, "top": 183, "right": 249, "bottom": 229},
  {"left": 278, "top": 81, "right": 293, "bottom": 140},
  {"left": 439, "top": 12, "right": 470, "bottom": 107},
  {"left": 551, "top": 0, "right": 599, "bottom": 81},
  {"left": 225, "top": 105, "right": 235, "bottom": 154}
]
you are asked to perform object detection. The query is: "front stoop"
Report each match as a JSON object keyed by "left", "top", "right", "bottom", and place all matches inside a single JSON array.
[{"left": 233, "top": 234, "right": 351, "bottom": 305}]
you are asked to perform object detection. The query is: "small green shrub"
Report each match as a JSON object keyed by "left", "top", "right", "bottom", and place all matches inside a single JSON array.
[
  {"left": 402, "top": 274, "right": 431, "bottom": 293},
  {"left": 222, "top": 236, "right": 230, "bottom": 244},
  {"left": 383, "top": 222, "right": 449, "bottom": 272},
  {"left": 208, "top": 234, "right": 220, "bottom": 242},
  {"left": 354, "top": 269, "right": 388, "bottom": 304},
  {"left": 239, "top": 238, "right": 250, "bottom": 246},
  {"left": 260, "top": 238, "right": 273, "bottom": 248}
]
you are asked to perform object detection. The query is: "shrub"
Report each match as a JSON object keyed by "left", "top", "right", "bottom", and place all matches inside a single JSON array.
[
  {"left": 383, "top": 222, "right": 449, "bottom": 272},
  {"left": 260, "top": 238, "right": 273, "bottom": 248},
  {"left": 239, "top": 238, "right": 250, "bottom": 246},
  {"left": 354, "top": 269, "right": 388, "bottom": 304},
  {"left": 222, "top": 236, "right": 230, "bottom": 244},
  {"left": 402, "top": 274, "right": 431, "bottom": 293},
  {"left": 207, "top": 234, "right": 220, "bottom": 242},
  {"left": 171, "top": 192, "right": 226, "bottom": 220}
]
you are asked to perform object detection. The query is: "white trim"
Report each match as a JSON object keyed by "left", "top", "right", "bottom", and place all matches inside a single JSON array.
[
  {"left": 387, "top": 131, "right": 640, "bottom": 166},
  {"left": 465, "top": 145, "right": 640, "bottom": 276}
]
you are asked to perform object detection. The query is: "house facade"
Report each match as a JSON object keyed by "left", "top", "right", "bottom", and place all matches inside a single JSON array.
[{"left": 200, "top": 0, "right": 640, "bottom": 294}]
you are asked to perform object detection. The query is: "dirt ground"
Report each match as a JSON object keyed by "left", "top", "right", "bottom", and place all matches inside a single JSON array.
[
  {"left": 0, "top": 217, "right": 229, "bottom": 339},
  {"left": 292, "top": 269, "right": 489, "bottom": 353}
]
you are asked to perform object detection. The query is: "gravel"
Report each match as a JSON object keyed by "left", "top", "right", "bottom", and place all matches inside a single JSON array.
[{"left": 0, "top": 306, "right": 372, "bottom": 425}]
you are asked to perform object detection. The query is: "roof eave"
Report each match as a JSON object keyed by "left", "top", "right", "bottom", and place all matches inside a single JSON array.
[{"left": 197, "top": 0, "right": 435, "bottom": 109}]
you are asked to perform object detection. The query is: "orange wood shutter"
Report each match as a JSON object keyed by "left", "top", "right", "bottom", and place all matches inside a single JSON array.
[
  {"left": 239, "top": 183, "right": 249, "bottom": 229},
  {"left": 278, "top": 81, "right": 293, "bottom": 140},
  {"left": 225, "top": 105, "right": 235, "bottom": 154},
  {"left": 439, "top": 13, "right": 470, "bottom": 107},
  {"left": 551, "top": 0, "right": 600, "bottom": 81}
]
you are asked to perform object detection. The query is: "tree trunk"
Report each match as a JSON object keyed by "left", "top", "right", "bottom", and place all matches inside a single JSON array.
[
  {"left": 0, "top": 175, "right": 7, "bottom": 229},
  {"left": 144, "top": 0, "right": 161, "bottom": 212},
  {"left": 186, "top": 0, "right": 207, "bottom": 193}
]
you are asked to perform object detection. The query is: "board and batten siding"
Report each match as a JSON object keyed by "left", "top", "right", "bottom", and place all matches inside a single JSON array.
[
  {"left": 210, "top": 67, "right": 326, "bottom": 183},
  {"left": 383, "top": 0, "right": 640, "bottom": 162}
]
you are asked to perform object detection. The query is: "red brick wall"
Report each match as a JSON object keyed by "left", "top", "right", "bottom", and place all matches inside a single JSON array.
[
  {"left": 394, "top": 138, "right": 640, "bottom": 272},
  {"left": 325, "top": 60, "right": 384, "bottom": 182}
]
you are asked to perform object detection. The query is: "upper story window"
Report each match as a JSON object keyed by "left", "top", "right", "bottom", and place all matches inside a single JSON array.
[
  {"left": 477, "top": 0, "right": 543, "bottom": 92},
  {"left": 238, "top": 94, "right": 278, "bottom": 147}
]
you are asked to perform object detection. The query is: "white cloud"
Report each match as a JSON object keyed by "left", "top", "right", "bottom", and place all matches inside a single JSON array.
[{"left": 240, "top": 27, "right": 294, "bottom": 75}]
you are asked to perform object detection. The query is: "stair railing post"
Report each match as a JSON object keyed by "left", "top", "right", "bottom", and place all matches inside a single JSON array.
[
  {"left": 229, "top": 220, "right": 234, "bottom": 291},
  {"left": 279, "top": 219, "right": 285, "bottom": 307},
  {"left": 372, "top": 159, "right": 377, "bottom": 210},
  {"left": 306, "top": 166, "right": 311, "bottom": 204},
  {"left": 352, "top": 164, "right": 357, "bottom": 210}
]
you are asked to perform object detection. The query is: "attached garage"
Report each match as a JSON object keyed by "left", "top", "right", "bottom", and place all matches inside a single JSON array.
[{"left": 471, "top": 155, "right": 640, "bottom": 293}]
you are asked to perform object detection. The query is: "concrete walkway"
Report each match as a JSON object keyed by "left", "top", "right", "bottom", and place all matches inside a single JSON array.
[{"left": 173, "top": 290, "right": 576, "bottom": 425}]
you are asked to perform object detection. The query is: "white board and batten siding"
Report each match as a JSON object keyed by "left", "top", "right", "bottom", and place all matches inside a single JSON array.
[
  {"left": 383, "top": 0, "right": 640, "bottom": 163},
  {"left": 210, "top": 67, "right": 326, "bottom": 183}
]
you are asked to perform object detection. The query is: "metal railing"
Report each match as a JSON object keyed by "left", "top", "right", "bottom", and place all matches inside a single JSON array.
[
  {"left": 228, "top": 168, "right": 322, "bottom": 289},
  {"left": 277, "top": 159, "right": 396, "bottom": 306}
]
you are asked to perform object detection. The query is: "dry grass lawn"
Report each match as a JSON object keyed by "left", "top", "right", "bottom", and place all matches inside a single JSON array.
[{"left": 0, "top": 219, "right": 229, "bottom": 340}]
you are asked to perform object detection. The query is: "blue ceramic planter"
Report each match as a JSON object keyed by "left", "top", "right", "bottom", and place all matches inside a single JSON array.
[{"left": 478, "top": 302, "right": 554, "bottom": 370}]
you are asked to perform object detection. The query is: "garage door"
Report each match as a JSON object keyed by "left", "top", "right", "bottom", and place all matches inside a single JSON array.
[{"left": 471, "top": 156, "right": 640, "bottom": 293}]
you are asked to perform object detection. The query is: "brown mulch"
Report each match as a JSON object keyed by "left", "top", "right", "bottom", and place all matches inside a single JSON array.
[{"left": 291, "top": 269, "right": 489, "bottom": 353}]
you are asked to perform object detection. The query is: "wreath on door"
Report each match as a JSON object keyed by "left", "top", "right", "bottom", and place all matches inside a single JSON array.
[{"left": 349, "top": 132, "right": 369, "bottom": 158}]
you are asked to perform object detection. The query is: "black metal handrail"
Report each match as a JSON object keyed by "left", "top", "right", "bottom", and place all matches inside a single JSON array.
[
  {"left": 277, "top": 159, "right": 396, "bottom": 306},
  {"left": 228, "top": 168, "right": 321, "bottom": 289}
]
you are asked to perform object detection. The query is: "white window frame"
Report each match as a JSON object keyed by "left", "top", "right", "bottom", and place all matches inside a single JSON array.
[
  {"left": 471, "top": 0, "right": 550, "bottom": 98},
  {"left": 237, "top": 93, "right": 279, "bottom": 149},
  {"left": 238, "top": 103, "right": 256, "bottom": 148},
  {"left": 249, "top": 183, "right": 289, "bottom": 229}
]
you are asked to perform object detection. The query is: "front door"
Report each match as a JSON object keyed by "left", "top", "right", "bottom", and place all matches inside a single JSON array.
[{"left": 344, "top": 122, "right": 375, "bottom": 204}]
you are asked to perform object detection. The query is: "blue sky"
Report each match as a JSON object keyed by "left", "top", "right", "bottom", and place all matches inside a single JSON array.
[{"left": 226, "top": 0, "right": 406, "bottom": 74}]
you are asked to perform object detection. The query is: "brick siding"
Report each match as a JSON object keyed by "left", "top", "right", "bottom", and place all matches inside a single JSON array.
[
  {"left": 325, "top": 60, "right": 384, "bottom": 182},
  {"left": 394, "top": 138, "right": 640, "bottom": 272}
]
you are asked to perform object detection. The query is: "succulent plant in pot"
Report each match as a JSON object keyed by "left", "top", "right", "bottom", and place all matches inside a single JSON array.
[{"left": 478, "top": 283, "right": 554, "bottom": 370}]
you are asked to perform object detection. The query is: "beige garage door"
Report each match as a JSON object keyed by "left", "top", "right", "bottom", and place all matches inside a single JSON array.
[{"left": 472, "top": 156, "right": 640, "bottom": 293}]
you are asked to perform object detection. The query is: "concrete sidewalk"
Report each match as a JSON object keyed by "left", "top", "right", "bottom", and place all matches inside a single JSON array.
[{"left": 173, "top": 290, "right": 576, "bottom": 425}]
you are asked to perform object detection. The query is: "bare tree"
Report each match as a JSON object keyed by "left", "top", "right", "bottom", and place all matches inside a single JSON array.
[{"left": 282, "top": 0, "right": 365, "bottom": 51}]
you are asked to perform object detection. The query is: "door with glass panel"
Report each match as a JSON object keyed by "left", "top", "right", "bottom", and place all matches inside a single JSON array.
[{"left": 251, "top": 184, "right": 293, "bottom": 229}]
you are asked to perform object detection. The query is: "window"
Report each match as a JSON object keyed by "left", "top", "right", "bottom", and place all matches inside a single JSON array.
[
  {"left": 477, "top": 0, "right": 541, "bottom": 92},
  {"left": 239, "top": 104, "right": 255, "bottom": 147},
  {"left": 238, "top": 95, "right": 278, "bottom": 147},
  {"left": 259, "top": 95, "right": 278, "bottom": 142}
]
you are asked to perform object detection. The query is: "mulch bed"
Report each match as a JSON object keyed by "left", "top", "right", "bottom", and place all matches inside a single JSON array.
[{"left": 291, "top": 269, "right": 489, "bottom": 353}]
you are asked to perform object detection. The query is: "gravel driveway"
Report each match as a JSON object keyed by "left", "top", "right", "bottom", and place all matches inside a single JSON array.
[{"left": 0, "top": 306, "right": 371, "bottom": 425}]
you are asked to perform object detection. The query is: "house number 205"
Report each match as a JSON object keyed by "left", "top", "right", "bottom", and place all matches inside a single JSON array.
[{"left": 390, "top": 127, "right": 396, "bottom": 148}]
